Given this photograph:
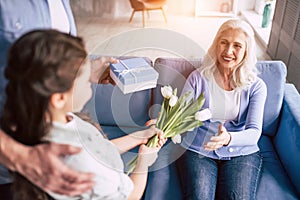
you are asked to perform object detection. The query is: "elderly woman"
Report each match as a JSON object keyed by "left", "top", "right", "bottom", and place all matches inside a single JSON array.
[{"left": 176, "top": 19, "right": 267, "bottom": 199}]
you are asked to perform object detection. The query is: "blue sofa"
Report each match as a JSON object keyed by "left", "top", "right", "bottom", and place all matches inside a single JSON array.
[{"left": 84, "top": 57, "right": 300, "bottom": 199}]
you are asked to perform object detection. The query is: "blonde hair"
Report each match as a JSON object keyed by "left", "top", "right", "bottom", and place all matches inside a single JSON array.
[{"left": 200, "top": 19, "right": 258, "bottom": 89}]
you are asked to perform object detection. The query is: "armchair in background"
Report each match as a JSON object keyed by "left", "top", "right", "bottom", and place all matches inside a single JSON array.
[{"left": 129, "top": 0, "right": 167, "bottom": 27}]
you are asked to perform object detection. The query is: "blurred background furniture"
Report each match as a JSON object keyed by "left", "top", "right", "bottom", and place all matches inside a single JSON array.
[{"left": 129, "top": 0, "right": 167, "bottom": 27}]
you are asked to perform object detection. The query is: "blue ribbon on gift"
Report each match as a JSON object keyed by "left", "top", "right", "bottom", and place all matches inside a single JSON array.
[{"left": 114, "top": 60, "right": 149, "bottom": 83}]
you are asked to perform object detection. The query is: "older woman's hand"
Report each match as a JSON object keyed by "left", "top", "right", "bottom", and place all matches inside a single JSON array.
[{"left": 204, "top": 124, "right": 231, "bottom": 151}]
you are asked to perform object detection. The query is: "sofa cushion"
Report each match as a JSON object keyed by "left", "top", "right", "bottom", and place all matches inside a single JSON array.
[
  {"left": 256, "top": 61, "right": 287, "bottom": 136},
  {"left": 82, "top": 83, "right": 152, "bottom": 128},
  {"left": 96, "top": 84, "right": 152, "bottom": 126}
]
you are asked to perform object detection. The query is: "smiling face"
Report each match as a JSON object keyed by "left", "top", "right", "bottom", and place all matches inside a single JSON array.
[{"left": 216, "top": 28, "right": 247, "bottom": 73}]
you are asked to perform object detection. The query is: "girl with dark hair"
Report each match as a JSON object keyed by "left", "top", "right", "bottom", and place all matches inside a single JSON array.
[{"left": 0, "top": 30, "right": 164, "bottom": 200}]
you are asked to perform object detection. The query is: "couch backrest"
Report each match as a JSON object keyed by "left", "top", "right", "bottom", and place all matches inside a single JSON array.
[
  {"left": 151, "top": 57, "right": 202, "bottom": 118},
  {"left": 153, "top": 58, "right": 287, "bottom": 136},
  {"left": 256, "top": 61, "right": 287, "bottom": 135}
]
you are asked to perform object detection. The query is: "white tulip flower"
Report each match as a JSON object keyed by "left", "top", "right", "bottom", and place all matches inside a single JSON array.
[
  {"left": 126, "top": 86, "right": 208, "bottom": 174},
  {"left": 161, "top": 85, "right": 173, "bottom": 99},
  {"left": 195, "top": 108, "right": 212, "bottom": 121},
  {"left": 171, "top": 134, "right": 181, "bottom": 144},
  {"left": 169, "top": 95, "right": 178, "bottom": 107}
]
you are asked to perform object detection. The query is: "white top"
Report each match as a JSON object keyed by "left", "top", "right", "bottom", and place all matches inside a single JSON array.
[
  {"left": 208, "top": 76, "right": 241, "bottom": 124},
  {"left": 47, "top": 0, "right": 70, "bottom": 33},
  {"left": 44, "top": 113, "right": 133, "bottom": 200}
]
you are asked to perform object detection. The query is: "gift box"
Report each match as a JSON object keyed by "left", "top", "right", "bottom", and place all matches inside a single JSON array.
[{"left": 110, "top": 58, "right": 159, "bottom": 94}]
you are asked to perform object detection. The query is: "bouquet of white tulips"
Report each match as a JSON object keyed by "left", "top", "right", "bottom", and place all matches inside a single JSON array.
[{"left": 126, "top": 85, "right": 211, "bottom": 174}]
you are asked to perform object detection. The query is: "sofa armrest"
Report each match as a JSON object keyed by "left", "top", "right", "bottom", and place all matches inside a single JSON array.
[{"left": 274, "top": 83, "right": 300, "bottom": 195}]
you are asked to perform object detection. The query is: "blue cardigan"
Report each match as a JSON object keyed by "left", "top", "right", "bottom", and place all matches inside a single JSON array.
[{"left": 180, "top": 69, "right": 267, "bottom": 159}]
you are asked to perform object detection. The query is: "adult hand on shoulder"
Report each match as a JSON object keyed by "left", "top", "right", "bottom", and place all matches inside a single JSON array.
[
  {"left": 204, "top": 124, "right": 231, "bottom": 151},
  {"left": 90, "top": 56, "right": 118, "bottom": 85},
  {"left": 15, "top": 143, "right": 95, "bottom": 196}
]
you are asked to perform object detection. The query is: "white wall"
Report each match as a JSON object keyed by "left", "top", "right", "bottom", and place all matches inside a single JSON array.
[
  {"left": 237, "top": 0, "right": 256, "bottom": 14},
  {"left": 70, "top": 0, "right": 256, "bottom": 18},
  {"left": 162, "top": 0, "right": 256, "bottom": 16},
  {"left": 165, "top": 0, "right": 196, "bottom": 16},
  {"left": 70, "top": 0, "right": 132, "bottom": 18}
]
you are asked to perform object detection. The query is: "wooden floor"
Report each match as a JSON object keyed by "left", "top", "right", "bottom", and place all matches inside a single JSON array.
[{"left": 74, "top": 14, "right": 271, "bottom": 61}]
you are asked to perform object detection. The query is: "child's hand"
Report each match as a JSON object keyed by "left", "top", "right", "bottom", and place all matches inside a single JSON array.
[
  {"left": 137, "top": 145, "right": 159, "bottom": 168},
  {"left": 139, "top": 125, "right": 157, "bottom": 143},
  {"left": 138, "top": 126, "right": 167, "bottom": 146},
  {"left": 156, "top": 130, "right": 167, "bottom": 148}
]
